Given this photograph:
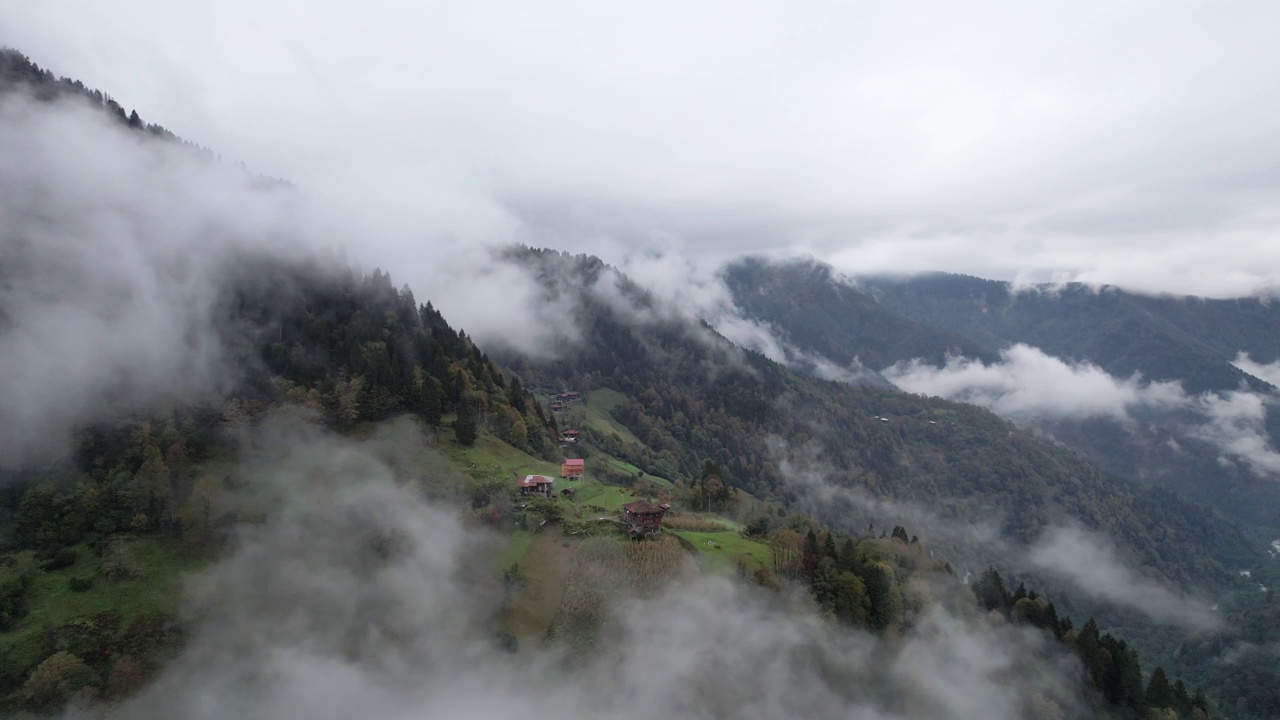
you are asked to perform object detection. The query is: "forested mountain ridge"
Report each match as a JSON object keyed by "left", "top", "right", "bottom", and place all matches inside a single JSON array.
[
  {"left": 723, "top": 256, "right": 999, "bottom": 372},
  {"left": 0, "top": 47, "right": 288, "bottom": 187}
]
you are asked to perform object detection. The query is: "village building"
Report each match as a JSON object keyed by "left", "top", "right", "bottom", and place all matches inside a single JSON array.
[
  {"left": 556, "top": 391, "right": 582, "bottom": 403},
  {"left": 518, "top": 474, "right": 555, "bottom": 498},
  {"left": 561, "top": 458, "right": 585, "bottom": 478},
  {"left": 620, "top": 500, "right": 670, "bottom": 539},
  {"left": 559, "top": 429, "right": 581, "bottom": 445},
  {"left": 560, "top": 487, "right": 578, "bottom": 499}
]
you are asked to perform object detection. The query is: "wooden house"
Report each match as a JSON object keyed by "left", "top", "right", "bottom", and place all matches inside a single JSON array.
[
  {"left": 620, "top": 500, "right": 669, "bottom": 539},
  {"left": 561, "top": 458, "right": 585, "bottom": 478},
  {"left": 518, "top": 474, "right": 554, "bottom": 498}
]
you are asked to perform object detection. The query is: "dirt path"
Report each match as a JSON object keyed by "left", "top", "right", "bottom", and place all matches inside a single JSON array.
[{"left": 504, "top": 529, "right": 579, "bottom": 647}]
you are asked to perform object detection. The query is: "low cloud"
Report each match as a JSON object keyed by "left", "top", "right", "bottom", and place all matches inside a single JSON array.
[
  {"left": 883, "top": 344, "right": 1184, "bottom": 421},
  {"left": 884, "top": 344, "right": 1280, "bottom": 479},
  {"left": 1233, "top": 352, "right": 1280, "bottom": 388},
  {"left": 775, "top": 439, "right": 1222, "bottom": 632},
  {"left": 93, "top": 416, "right": 1089, "bottom": 720},
  {"left": 0, "top": 92, "right": 319, "bottom": 466},
  {"left": 606, "top": 245, "right": 884, "bottom": 384},
  {"left": 1026, "top": 525, "right": 1221, "bottom": 630}
]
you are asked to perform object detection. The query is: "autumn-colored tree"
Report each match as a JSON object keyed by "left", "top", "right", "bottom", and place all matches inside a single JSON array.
[
  {"left": 104, "top": 655, "right": 146, "bottom": 700},
  {"left": 23, "top": 652, "right": 97, "bottom": 711}
]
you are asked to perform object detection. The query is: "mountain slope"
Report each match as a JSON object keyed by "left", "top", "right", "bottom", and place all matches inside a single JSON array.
[
  {"left": 723, "top": 256, "right": 1000, "bottom": 371},
  {"left": 723, "top": 258, "right": 1280, "bottom": 531},
  {"left": 0, "top": 47, "right": 1250, "bottom": 719},
  {"left": 498, "top": 249, "right": 1256, "bottom": 588},
  {"left": 860, "top": 272, "right": 1280, "bottom": 395}
]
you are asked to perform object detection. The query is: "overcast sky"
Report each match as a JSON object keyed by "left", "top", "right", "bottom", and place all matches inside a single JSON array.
[{"left": 4, "top": 0, "right": 1280, "bottom": 297}]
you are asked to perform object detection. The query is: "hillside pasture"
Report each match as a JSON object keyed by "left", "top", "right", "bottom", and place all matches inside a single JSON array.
[{"left": 671, "top": 528, "right": 772, "bottom": 574}]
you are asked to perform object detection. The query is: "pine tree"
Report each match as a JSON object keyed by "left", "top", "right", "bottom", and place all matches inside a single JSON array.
[
  {"left": 1145, "top": 666, "right": 1174, "bottom": 711},
  {"left": 454, "top": 400, "right": 478, "bottom": 447}
]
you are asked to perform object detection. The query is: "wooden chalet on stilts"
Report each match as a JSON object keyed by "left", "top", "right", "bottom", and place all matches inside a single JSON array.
[{"left": 620, "top": 500, "right": 670, "bottom": 539}]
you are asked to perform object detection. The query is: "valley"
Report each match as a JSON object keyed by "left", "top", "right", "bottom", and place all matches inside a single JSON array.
[{"left": 2, "top": 45, "right": 1277, "bottom": 719}]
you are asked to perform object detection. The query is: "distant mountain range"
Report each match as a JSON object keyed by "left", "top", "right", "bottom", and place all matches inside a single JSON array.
[{"left": 723, "top": 256, "right": 1280, "bottom": 535}]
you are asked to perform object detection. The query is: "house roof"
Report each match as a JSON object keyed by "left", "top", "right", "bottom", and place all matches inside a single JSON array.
[
  {"left": 621, "top": 500, "right": 666, "bottom": 515},
  {"left": 561, "top": 429, "right": 580, "bottom": 436},
  {"left": 562, "top": 459, "right": 585, "bottom": 468},
  {"left": 518, "top": 475, "right": 554, "bottom": 488}
]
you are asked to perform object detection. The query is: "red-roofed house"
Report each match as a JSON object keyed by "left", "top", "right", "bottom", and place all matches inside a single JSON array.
[
  {"left": 518, "top": 474, "right": 554, "bottom": 498},
  {"left": 561, "top": 458, "right": 585, "bottom": 478},
  {"left": 620, "top": 500, "right": 669, "bottom": 538},
  {"left": 559, "top": 429, "right": 581, "bottom": 444}
]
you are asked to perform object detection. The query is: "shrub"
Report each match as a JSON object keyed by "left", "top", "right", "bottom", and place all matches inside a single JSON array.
[
  {"left": 99, "top": 542, "right": 144, "bottom": 581},
  {"left": 67, "top": 576, "right": 94, "bottom": 593},
  {"left": 43, "top": 548, "right": 78, "bottom": 571}
]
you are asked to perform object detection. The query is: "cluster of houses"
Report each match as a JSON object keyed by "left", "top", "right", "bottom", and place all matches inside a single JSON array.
[
  {"left": 516, "top": 456, "right": 587, "bottom": 499},
  {"left": 549, "top": 390, "right": 582, "bottom": 413},
  {"left": 516, "top": 456, "right": 670, "bottom": 538}
]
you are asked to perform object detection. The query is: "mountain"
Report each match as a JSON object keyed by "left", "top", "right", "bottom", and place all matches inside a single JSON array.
[
  {"left": 723, "top": 256, "right": 1000, "bottom": 372},
  {"left": 0, "top": 47, "right": 1256, "bottom": 719},
  {"left": 859, "top": 272, "right": 1280, "bottom": 395}
]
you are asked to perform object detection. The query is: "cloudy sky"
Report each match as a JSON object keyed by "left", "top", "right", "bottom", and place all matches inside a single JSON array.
[{"left": 4, "top": 0, "right": 1280, "bottom": 296}]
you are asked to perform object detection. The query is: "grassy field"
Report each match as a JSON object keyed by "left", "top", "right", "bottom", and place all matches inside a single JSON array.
[
  {"left": 440, "top": 430, "right": 562, "bottom": 481},
  {"left": 0, "top": 537, "right": 207, "bottom": 691},
  {"left": 573, "top": 481, "right": 654, "bottom": 512},
  {"left": 671, "top": 528, "right": 772, "bottom": 573},
  {"left": 582, "top": 389, "right": 638, "bottom": 441}
]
